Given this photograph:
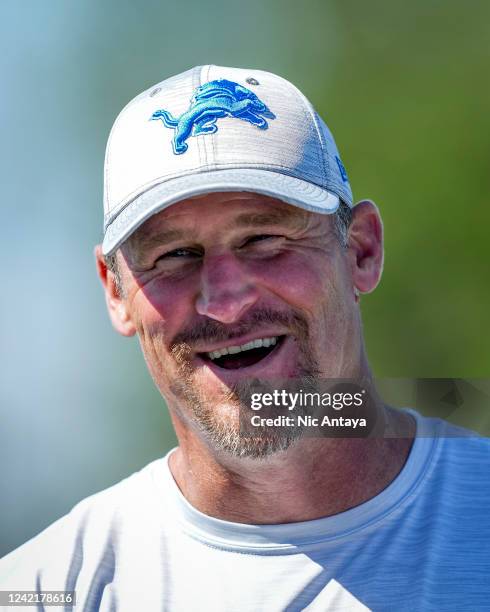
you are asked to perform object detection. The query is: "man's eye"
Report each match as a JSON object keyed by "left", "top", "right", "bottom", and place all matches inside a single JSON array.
[
  {"left": 243, "top": 234, "right": 281, "bottom": 246},
  {"left": 157, "top": 248, "right": 201, "bottom": 261}
]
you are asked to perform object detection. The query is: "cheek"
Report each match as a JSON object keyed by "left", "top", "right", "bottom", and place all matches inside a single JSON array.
[
  {"left": 130, "top": 278, "right": 195, "bottom": 341},
  {"left": 251, "top": 251, "right": 340, "bottom": 309},
  {"left": 129, "top": 281, "right": 196, "bottom": 393}
]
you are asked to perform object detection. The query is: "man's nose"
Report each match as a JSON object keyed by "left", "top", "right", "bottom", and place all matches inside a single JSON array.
[{"left": 195, "top": 253, "right": 260, "bottom": 324}]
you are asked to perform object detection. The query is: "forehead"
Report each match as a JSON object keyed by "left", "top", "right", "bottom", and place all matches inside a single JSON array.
[{"left": 125, "top": 191, "right": 322, "bottom": 250}]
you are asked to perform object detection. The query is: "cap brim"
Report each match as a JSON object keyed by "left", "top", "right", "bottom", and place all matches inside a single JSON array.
[{"left": 102, "top": 169, "right": 340, "bottom": 255}]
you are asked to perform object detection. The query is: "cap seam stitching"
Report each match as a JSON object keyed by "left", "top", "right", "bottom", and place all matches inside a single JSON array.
[
  {"left": 193, "top": 66, "right": 206, "bottom": 170},
  {"left": 203, "top": 65, "right": 215, "bottom": 168}
]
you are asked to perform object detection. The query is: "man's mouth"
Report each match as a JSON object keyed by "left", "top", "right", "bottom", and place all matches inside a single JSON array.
[{"left": 198, "top": 336, "right": 285, "bottom": 370}]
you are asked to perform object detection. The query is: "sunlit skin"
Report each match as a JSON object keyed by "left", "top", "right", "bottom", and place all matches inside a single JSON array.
[{"left": 96, "top": 192, "right": 415, "bottom": 524}]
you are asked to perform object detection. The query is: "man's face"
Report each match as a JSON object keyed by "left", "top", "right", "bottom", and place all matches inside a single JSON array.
[{"left": 107, "top": 192, "right": 366, "bottom": 457}]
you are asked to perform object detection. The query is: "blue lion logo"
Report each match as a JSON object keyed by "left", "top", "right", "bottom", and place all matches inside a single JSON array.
[{"left": 150, "top": 79, "right": 276, "bottom": 155}]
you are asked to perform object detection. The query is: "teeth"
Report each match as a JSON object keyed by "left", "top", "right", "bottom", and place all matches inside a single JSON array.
[
  {"left": 240, "top": 340, "right": 255, "bottom": 351},
  {"left": 207, "top": 336, "right": 279, "bottom": 360}
]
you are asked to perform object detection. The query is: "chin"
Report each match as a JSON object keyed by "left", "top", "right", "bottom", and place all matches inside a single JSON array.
[{"left": 203, "top": 426, "right": 301, "bottom": 460}]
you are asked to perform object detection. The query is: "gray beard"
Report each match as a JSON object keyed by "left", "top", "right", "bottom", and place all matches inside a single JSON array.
[
  {"left": 168, "top": 315, "right": 321, "bottom": 459},
  {"left": 170, "top": 373, "right": 322, "bottom": 459}
]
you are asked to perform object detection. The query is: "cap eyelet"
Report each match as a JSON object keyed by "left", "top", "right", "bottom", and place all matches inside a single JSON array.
[
  {"left": 245, "top": 77, "right": 259, "bottom": 86},
  {"left": 149, "top": 87, "right": 161, "bottom": 97}
]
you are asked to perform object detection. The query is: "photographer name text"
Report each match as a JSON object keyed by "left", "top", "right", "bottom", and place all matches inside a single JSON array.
[{"left": 251, "top": 415, "right": 367, "bottom": 428}]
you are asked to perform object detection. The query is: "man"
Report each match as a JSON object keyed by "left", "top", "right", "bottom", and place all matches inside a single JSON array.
[{"left": 1, "top": 65, "right": 489, "bottom": 611}]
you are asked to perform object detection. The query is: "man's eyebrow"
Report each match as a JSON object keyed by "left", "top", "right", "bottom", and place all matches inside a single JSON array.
[
  {"left": 229, "top": 209, "right": 308, "bottom": 230},
  {"left": 131, "top": 229, "right": 190, "bottom": 253}
]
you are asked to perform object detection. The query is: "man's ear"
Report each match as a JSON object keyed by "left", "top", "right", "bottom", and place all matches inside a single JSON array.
[
  {"left": 94, "top": 245, "right": 136, "bottom": 337},
  {"left": 347, "top": 200, "right": 384, "bottom": 295}
]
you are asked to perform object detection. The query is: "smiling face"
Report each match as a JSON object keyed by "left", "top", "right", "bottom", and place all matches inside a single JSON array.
[{"left": 96, "top": 192, "right": 383, "bottom": 458}]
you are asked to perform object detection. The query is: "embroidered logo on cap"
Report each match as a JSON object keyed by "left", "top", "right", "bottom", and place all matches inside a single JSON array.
[
  {"left": 335, "top": 155, "right": 349, "bottom": 183},
  {"left": 150, "top": 79, "right": 276, "bottom": 155}
]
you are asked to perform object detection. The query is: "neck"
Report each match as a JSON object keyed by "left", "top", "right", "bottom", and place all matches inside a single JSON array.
[{"left": 168, "top": 375, "right": 416, "bottom": 525}]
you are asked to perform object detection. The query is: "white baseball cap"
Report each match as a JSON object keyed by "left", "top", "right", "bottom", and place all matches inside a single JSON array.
[{"left": 102, "top": 65, "right": 353, "bottom": 255}]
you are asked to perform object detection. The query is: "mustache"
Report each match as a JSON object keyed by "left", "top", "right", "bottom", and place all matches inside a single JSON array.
[{"left": 170, "top": 308, "right": 309, "bottom": 349}]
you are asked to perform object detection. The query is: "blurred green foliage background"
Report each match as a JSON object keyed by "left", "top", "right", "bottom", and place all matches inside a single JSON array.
[{"left": 1, "top": 0, "right": 488, "bottom": 556}]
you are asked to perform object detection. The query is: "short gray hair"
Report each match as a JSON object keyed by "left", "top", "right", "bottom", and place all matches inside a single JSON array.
[
  {"left": 104, "top": 251, "right": 125, "bottom": 297},
  {"left": 104, "top": 201, "right": 353, "bottom": 295},
  {"left": 333, "top": 199, "right": 353, "bottom": 248}
]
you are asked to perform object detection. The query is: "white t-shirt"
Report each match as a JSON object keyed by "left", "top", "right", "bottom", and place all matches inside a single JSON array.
[{"left": 1, "top": 410, "right": 489, "bottom": 611}]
